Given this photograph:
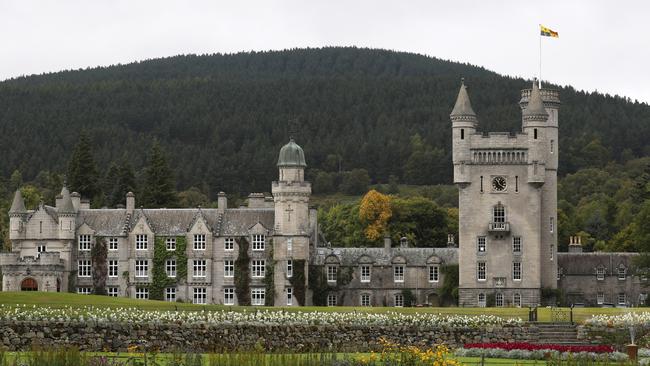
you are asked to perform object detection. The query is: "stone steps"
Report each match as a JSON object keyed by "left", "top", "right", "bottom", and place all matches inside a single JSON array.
[{"left": 532, "top": 322, "right": 581, "bottom": 345}]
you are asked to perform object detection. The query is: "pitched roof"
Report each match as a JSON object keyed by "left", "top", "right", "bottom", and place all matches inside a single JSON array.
[
  {"left": 76, "top": 209, "right": 129, "bottom": 236},
  {"left": 558, "top": 252, "right": 639, "bottom": 275},
  {"left": 58, "top": 186, "right": 75, "bottom": 214},
  {"left": 9, "top": 190, "right": 26, "bottom": 214},
  {"left": 217, "top": 208, "right": 275, "bottom": 236},
  {"left": 450, "top": 80, "right": 477, "bottom": 117},
  {"left": 523, "top": 81, "right": 548, "bottom": 117},
  {"left": 312, "top": 246, "right": 458, "bottom": 266}
]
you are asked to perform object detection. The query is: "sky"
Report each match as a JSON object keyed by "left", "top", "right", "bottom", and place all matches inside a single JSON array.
[{"left": 1, "top": 0, "right": 648, "bottom": 103}]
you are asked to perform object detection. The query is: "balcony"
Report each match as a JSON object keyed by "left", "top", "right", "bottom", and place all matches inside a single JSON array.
[{"left": 488, "top": 222, "right": 510, "bottom": 233}]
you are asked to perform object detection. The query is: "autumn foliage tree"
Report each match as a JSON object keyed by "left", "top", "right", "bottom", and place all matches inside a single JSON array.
[{"left": 359, "top": 189, "right": 392, "bottom": 241}]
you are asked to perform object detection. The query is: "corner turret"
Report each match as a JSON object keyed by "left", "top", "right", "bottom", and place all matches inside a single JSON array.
[
  {"left": 9, "top": 190, "right": 27, "bottom": 240},
  {"left": 9, "top": 190, "right": 26, "bottom": 215},
  {"left": 451, "top": 79, "right": 476, "bottom": 184},
  {"left": 57, "top": 185, "right": 76, "bottom": 240}
]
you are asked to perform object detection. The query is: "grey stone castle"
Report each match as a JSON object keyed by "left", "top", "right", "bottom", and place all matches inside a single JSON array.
[{"left": 1, "top": 81, "right": 646, "bottom": 307}]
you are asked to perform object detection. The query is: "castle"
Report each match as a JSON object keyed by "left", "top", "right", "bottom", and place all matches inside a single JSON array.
[{"left": 1, "top": 81, "right": 646, "bottom": 307}]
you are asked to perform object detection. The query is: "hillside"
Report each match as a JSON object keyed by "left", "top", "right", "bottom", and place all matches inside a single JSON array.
[{"left": 1, "top": 47, "right": 649, "bottom": 199}]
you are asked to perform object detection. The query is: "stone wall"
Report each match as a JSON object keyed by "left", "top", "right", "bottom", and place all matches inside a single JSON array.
[{"left": 0, "top": 320, "right": 535, "bottom": 352}]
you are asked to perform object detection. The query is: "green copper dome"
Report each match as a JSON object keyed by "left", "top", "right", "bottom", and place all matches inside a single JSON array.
[{"left": 277, "top": 138, "right": 307, "bottom": 167}]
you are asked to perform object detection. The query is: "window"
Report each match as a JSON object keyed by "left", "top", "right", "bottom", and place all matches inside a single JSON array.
[
  {"left": 513, "top": 262, "right": 522, "bottom": 281},
  {"left": 250, "top": 260, "right": 265, "bottom": 278},
  {"left": 224, "top": 260, "right": 234, "bottom": 278},
  {"left": 477, "top": 236, "right": 486, "bottom": 253},
  {"left": 287, "top": 238, "right": 293, "bottom": 252},
  {"left": 496, "top": 293, "right": 504, "bottom": 307},
  {"left": 618, "top": 293, "right": 626, "bottom": 306},
  {"left": 193, "top": 234, "right": 206, "bottom": 250},
  {"left": 394, "top": 265, "right": 405, "bottom": 283},
  {"left": 618, "top": 266, "right": 626, "bottom": 280},
  {"left": 515, "top": 176, "right": 519, "bottom": 193},
  {"left": 251, "top": 288, "right": 265, "bottom": 305},
  {"left": 193, "top": 259, "right": 207, "bottom": 278},
  {"left": 429, "top": 265, "right": 439, "bottom": 283},
  {"left": 596, "top": 267, "right": 605, "bottom": 280},
  {"left": 513, "top": 293, "right": 522, "bottom": 307},
  {"left": 108, "top": 238, "right": 119, "bottom": 251},
  {"left": 165, "top": 287, "right": 176, "bottom": 302},
  {"left": 550, "top": 217, "right": 554, "bottom": 233},
  {"left": 327, "top": 265, "right": 337, "bottom": 282},
  {"left": 135, "top": 260, "right": 148, "bottom": 278},
  {"left": 78, "top": 260, "right": 91, "bottom": 277},
  {"left": 513, "top": 237, "right": 522, "bottom": 253},
  {"left": 286, "top": 260, "right": 293, "bottom": 278},
  {"left": 77, "top": 287, "right": 91, "bottom": 295},
  {"left": 327, "top": 294, "right": 337, "bottom": 307},
  {"left": 493, "top": 205, "right": 505, "bottom": 223},
  {"left": 166, "top": 259, "right": 176, "bottom": 278},
  {"left": 478, "top": 293, "right": 486, "bottom": 307},
  {"left": 480, "top": 176, "right": 484, "bottom": 193},
  {"left": 136, "top": 234, "right": 148, "bottom": 250},
  {"left": 477, "top": 262, "right": 486, "bottom": 281},
  {"left": 286, "top": 288, "right": 293, "bottom": 306},
  {"left": 193, "top": 287, "right": 207, "bottom": 304},
  {"left": 557, "top": 267, "right": 563, "bottom": 280},
  {"left": 109, "top": 260, "right": 118, "bottom": 278},
  {"left": 252, "top": 234, "right": 265, "bottom": 251},
  {"left": 534, "top": 128, "right": 538, "bottom": 139},
  {"left": 394, "top": 293, "right": 404, "bottom": 307},
  {"left": 550, "top": 139, "right": 554, "bottom": 153},
  {"left": 361, "top": 294, "right": 371, "bottom": 307},
  {"left": 224, "top": 288, "right": 235, "bottom": 305},
  {"left": 360, "top": 265, "right": 371, "bottom": 283},
  {"left": 135, "top": 287, "right": 149, "bottom": 300},
  {"left": 597, "top": 292, "right": 604, "bottom": 305},
  {"left": 224, "top": 237, "right": 234, "bottom": 251},
  {"left": 79, "top": 235, "right": 92, "bottom": 251},
  {"left": 107, "top": 287, "right": 118, "bottom": 297},
  {"left": 37, "top": 244, "right": 46, "bottom": 254},
  {"left": 166, "top": 238, "right": 176, "bottom": 251}
]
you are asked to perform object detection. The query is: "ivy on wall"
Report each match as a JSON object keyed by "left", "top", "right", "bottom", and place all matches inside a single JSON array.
[
  {"left": 235, "top": 237, "right": 251, "bottom": 306},
  {"left": 440, "top": 264, "right": 459, "bottom": 305},
  {"left": 308, "top": 265, "right": 353, "bottom": 306},
  {"left": 264, "top": 240, "right": 275, "bottom": 306},
  {"left": 289, "top": 259, "right": 306, "bottom": 306},
  {"left": 150, "top": 236, "right": 187, "bottom": 300},
  {"left": 67, "top": 270, "right": 77, "bottom": 293},
  {"left": 91, "top": 238, "right": 108, "bottom": 295}
]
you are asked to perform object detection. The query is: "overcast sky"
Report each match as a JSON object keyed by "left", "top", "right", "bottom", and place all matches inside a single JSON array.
[{"left": 1, "top": 0, "right": 648, "bottom": 103}]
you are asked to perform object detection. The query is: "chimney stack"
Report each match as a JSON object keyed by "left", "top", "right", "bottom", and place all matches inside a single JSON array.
[
  {"left": 247, "top": 193, "right": 265, "bottom": 208},
  {"left": 70, "top": 192, "right": 81, "bottom": 212},
  {"left": 217, "top": 192, "right": 228, "bottom": 211},
  {"left": 384, "top": 235, "right": 392, "bottom": 252},
  {"left": 568, "top": 235, "right": 583, "bottom": 253},
  {"left": 126, "top": 192, "right": 135, "bottom": 214},
  {"left": 447, "top": 234, "right": 457, "bottom": 248}
]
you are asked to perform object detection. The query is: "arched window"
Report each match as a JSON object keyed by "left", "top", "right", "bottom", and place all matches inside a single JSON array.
[{"left": 493, "top": 204, "right": 506, "bottom": 223}]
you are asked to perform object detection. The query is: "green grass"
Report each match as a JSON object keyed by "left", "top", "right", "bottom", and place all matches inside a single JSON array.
[{"left": 0, "top": 292, "right": 648, "bottom": 323}]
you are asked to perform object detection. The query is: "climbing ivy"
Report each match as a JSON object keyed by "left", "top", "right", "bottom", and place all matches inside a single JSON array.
[
  {"left": 151, "top": 236, "right": 187, "bottom": 300},
  {"left": 440, "top": 264, "right": 459, "bottom": 305},
  {"left": 264, "top": 240, "right": 275, "bottom": 306},
  {"left": 67, "top": 270, "right": 77, "bottom": 293},
  {"left": 91, "top": 238, "right": 108, "bottom": 295},
  {"left": 235, "top": 237, "right": 251, "bottom": 306},
  {"left": 308, "top": 265, "right": 352, "bottom": 306},
  {"left": 288, "top": 259, "right": 306, "bottom": 306}
]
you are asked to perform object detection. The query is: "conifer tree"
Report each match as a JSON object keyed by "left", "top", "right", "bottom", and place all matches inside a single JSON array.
[
  {"left": 106, "top": 160, "right": 137, "bottom": 207},
  {"left": 141, "top": 141, "right": 178, "bottom": 208},
  {"left": 67, "top": 132, "right": 100, "bottom": 199}
]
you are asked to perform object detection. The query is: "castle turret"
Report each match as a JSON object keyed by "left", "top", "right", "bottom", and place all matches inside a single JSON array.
[
  {"left": 451, "top": 79, "right": 477, "bottom": 184},
  {"left": 9, "top": 190, "right": 27, "bottom": 240},
  {"left": 522, "top": 80, "right": 548, "bottom": 184},
  {"left": 57, "top": 186, "right": 76, "bottom": 240}
]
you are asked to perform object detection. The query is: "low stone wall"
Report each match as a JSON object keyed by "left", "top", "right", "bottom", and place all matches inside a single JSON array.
[
  {"left": 0, "top": 320, "right": 536, "bottom": 352},
  {"left": 578, "top": 325, "right": 636, "bottom": 347}
]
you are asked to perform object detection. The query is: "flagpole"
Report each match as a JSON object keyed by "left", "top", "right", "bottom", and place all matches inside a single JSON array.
[{"left": 539, "top": 24, "right": 542, "bottom": 88}]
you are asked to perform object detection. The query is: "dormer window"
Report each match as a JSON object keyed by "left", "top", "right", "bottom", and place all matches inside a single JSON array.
[
  {"left": 618, "top": 266, "right": 627, "bottom": 280},
  {"left": 193, "top": 234, "right": 206, "bottom": 251},
  {"left": 252, "top": 234, "right": 265, "bottom": 251},
  {"left": 79, "top": 235, "right": 92, "bottom": 251},
  {"left": 596, "top": 266, "right": 605, "bottom": 281}
]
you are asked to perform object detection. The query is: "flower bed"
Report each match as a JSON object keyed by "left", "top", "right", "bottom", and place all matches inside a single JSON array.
[
  {"left": 463, "top": 342, "right": 613, "bottom": 353},
  {"left": 587, "top": 312, "right": 650, "bottom": 327},
  {"left": 0, "top": 304, "right": 521, "bottom": 328},
  {"left": 455, "top": 347, "right": 627, "bottom": 361}
]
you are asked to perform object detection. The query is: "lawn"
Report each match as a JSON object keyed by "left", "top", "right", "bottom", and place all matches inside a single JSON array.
[{"left": 0, "top": 292, "right": 648, "bottom": 323}]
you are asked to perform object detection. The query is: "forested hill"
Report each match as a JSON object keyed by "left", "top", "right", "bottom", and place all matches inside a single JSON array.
[{"left": 1, "top": 47, "right": 649, "bottom": 198}]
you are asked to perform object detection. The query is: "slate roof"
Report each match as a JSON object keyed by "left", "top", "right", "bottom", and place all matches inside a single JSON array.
[
  {"left": 312, "top": 246, "right": 458, "bottom": 266},
  {"left": 558, "top": 252, "right": 640, "bottom": 275},
  {"left": 217, "top": 208, "right": 275, "bottom": 236},
  {"left": 77, "top": 209, "right": 129, "bottom": 236}
]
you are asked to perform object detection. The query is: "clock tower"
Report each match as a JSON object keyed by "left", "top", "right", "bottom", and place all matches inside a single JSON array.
[{"left": 452, "top": 79, "right": 559, "bottom": 307}]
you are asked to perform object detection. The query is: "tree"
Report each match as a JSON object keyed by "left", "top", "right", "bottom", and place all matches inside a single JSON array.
[
  {"left": 141, "top": 141, "right": 178, "bottom": 208},
  {"left": 359, "top": 190, "right": 392, "bottom": 241},
  {"left": 339, "top": 169, "right": 370, "bottom": 195},
  {"left": 107, "top": 160, "right": 137, "bottom": 207},
  {"left": 389, "top": 196, "right": 449, "bottom": 247},
  {"left": 9, "top": 170, "right": 22, "bottom": 192},
  {"left": 178, "top": 187, "right": 209, "bottom": 207},
  {"left": 67, "top": 132, "right": 100, "bottom": 200}
]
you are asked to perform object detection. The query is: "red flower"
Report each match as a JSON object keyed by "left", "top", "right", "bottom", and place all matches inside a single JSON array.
[{"left": 463, "top": 342, "right": 613, "bottom": 354}]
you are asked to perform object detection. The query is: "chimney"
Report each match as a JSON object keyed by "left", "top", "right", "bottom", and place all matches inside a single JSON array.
[
  {"left": 217, "top": 192, "right": 228, "bottom": 211},
  {"left": 264, "top": 196, "right": 274, "bottom": 208},
  {"left": 447, "top": 234, "right": 456, "bottom": 248},
  {"left": 248, "top": 193, "right": 265, "bottom": 208},
  {"left": 126, "top": 192, "right": 135, "bottom": 214},
  {"left": 80, "top": 198, "right": 90, "bottom": 210},
  {"left": 71, "top": 192, "right": 81, "bottom": 211},
  {"left": 55, "top": 194, "right": 63, "bottom": 208},
  {"left": 568, "top": 235, "right": 583, "bottom": 253},
  {"left": 384, "top": 235, "right": 392, "bottom": 252}
]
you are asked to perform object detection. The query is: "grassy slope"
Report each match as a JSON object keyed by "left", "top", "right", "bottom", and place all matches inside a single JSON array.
[{"left": 0, "top": 292, "right": 646, "bottom": 323}]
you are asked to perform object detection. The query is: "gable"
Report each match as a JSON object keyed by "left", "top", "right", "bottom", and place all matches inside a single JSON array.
[{"left": 25, "top": 207, "right": 59, "bottom": 238}]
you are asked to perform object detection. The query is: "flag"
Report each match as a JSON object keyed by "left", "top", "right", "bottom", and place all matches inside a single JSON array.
[{"left": 540, "top": 25, "right": 559, "bottom": 38}]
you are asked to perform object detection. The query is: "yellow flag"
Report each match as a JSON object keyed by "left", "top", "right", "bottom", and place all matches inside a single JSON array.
[{"left": 540, "top": 25, "right": 559, "bottom": 38}]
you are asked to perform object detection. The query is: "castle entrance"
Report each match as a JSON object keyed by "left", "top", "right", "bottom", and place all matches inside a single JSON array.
[{"left": 20, "top": 278, "right": 38, "bottom": 291}]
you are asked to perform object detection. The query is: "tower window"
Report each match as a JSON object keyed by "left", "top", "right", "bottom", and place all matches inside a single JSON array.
[
  {"left": 550, "top": 217, "right": 554, "bottom": 233},
  {"left": 550, "top": 139, "right": 554, "bottom": 153},
  {"left": 477, "top": 262, "right": 486, "bottom": 281},
  {"left": 493, "top": 204, "right": 506, "bottom": 223},
  {"left": 534, "top": 128, "right": 538, "bottom": 139},
  {"left": 460, "top": 129, "right": 465, "bottom": 140},
  {"left": 477, "top": 236, "right": 486, "bottom": 253},
  {"left": 480, "top": 176, "right": 484, "bottom": 193},
  {"left": 515, "top": 176, "right": 519, "bottom": 193}
]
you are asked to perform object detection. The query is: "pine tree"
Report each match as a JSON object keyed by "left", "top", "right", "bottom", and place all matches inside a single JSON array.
[
  {"left": 141, "top": 141, "right": 178, "bottom": 208},
  {"left": 67, "top": 132, "right": 100, "bottom": 199},
  {"left": 106, "top": 160, "right": 137, "bottom": 207}
]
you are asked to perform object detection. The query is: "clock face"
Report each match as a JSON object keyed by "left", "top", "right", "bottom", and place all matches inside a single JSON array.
[{"left": 492, "top": 176, "right": 507, "bottom": 191}]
